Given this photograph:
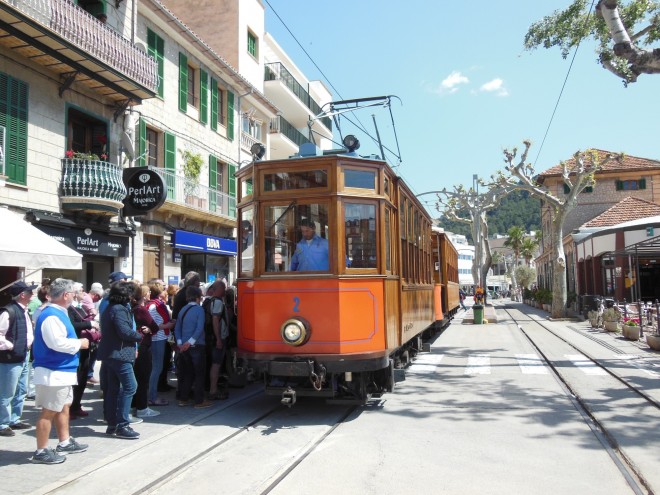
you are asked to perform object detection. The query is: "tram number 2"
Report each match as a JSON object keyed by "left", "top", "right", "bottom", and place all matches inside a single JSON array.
[{"left": 293, "top": 296, "right": 300, "bottom": 313}]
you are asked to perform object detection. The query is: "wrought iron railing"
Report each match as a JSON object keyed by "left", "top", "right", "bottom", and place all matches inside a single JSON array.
[
  {"left": 4, "top": 0, "right": 158, "bottom": 92},
  {"left": 148, "top": 166, "right": 236, "bottom": 219},
  {"left": 60, "top": 158, "right": 126, "bottom": 212},
  {"left": 264, "top": 62, "right": 332, "bottom": 131},
  {"left": 269, "top": 115, "right": 310, "bottom": 147}
]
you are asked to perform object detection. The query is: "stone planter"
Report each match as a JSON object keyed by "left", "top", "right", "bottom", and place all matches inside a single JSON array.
[
  {"left": 603, "top": 320, "right": 619, "bottom": 332},
  {"left": 623, "top": 325, "right": 640, "bottom": 341},
  {"left": 589, "top": 318, "right": 599, "bottom": 328},
  {"left": 647, "top": 334, "right": 660, "bottom": 351}
]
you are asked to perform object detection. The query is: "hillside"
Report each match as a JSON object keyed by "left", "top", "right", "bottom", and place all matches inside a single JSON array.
[{"left": 437, "top": 190, "right": 541, "bottom": 241}]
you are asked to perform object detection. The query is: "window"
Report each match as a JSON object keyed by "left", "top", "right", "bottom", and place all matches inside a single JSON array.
[
  {"left": 178, "top": 53, "right": 188, "bottom": 112},
  {"left": 241, "top": 176, "right": 253, "bottom": 199},
  {"left": 344, "top": 169, "right": 376, "bottom": 189},
  {"left": 241, "top": 114, "right": 262, "bottom": 140},
  {"left": 67, "top": 108, "right": 107, "bottom": 158},
  {"left": 264, "top": 169, "right": 328, "bottom": 191},
  {"left": 240, "top": 207, "right": 254, "bottom": 274},
  {"left": 147, "top": 29, "right": 164, "bottom": 98},
  {"left": 616, "top": 179, "right": 646, "bottom": 190},
  {"left": 199, "top": 70, "right": 208, "bottom": 125},
  {"left": 264, "top": 203, "right": 329, "bottom": 273},
  {"left": 187, "top": 64, "right": 196, "bottom": 107},
  {"left": 247, "top": 30, "right": 258, "bottom": 58},
  {"left": 146, "top": 128, "right": 159, "bottom": 167},
  {"left": 208, "top": 155, "right": 224, "bottom": 213},
  {"left": 77, "top": 0, "right": 106, "bottom": 21},
  {"left": 345, "top": 203, "right": 377, "bottom": 269}
]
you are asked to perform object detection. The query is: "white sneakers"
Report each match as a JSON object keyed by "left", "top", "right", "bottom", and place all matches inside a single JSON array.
[{"left": 136, "top": 407, "right": 161, "bottom": 418}]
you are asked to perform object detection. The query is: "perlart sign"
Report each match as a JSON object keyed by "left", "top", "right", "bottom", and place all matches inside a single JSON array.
[{"left": 122, "top": 166, "right": 167, "bottom": 216}]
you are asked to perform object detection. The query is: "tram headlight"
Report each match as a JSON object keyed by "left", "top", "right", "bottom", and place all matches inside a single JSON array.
[{"left": 280, "top": 317, "right": 311, "bottom": 346}]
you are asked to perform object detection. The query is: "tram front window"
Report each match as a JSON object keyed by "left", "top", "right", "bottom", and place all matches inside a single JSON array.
[{"left": 264, "top": 203, "right": 329, "bottom": 273}]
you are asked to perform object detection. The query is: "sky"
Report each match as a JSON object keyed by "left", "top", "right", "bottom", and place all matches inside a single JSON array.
[{"left": 263, "top": 0, "right": 659, "bottom": 214}]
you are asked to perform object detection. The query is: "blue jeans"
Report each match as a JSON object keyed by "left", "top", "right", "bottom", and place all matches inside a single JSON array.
[
  {"left": 148, "top": 339, "right": 166, "bottom": 402},
  {"left": 0, "top": 354, "right": 29, "bottom": 429},
  {"left": 103, "top": 359, "right": 137, "bottom": 428}
]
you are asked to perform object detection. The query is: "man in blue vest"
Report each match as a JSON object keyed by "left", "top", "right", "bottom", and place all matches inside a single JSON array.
[
  {"left": 0, "top": 281, "right": 37, "bottom": 437},
  {"left": 32, "top": 278, "right": 90, "bottom": 464},
  {"left": 290, "top": 219, "right": 329, "bottom": 271}
]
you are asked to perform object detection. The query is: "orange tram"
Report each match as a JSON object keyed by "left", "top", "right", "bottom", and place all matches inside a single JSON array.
[{"left": 235, "top": 138, "right": 460, "bottom": 405}]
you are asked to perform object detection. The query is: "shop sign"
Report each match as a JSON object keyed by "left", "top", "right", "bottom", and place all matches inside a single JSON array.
[
  {"left": 173, "top": 230, "right": 237, "bottom": 255},
  {"left": 173, "top": 250, "right": 182, "bottom": 263},
  {"left": 122, "top": 167, "right": 167, "bottom": 216},
  {"left": 37, "top": 225, "right": 129, "bottom": 257},
  {"left": 168, "top": 275, "right": 179, "bottom": 286}
]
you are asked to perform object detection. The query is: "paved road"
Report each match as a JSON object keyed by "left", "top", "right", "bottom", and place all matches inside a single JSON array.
[{"left": 2, "top": 301, "right": 659, "bottom": 494}]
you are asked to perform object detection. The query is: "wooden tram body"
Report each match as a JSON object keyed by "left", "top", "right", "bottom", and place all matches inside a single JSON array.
[{"left": 235, "top": 145, "right": 459, "bottom": 404}]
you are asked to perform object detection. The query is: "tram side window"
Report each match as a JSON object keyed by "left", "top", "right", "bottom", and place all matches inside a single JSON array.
[
  {"left": 240, "top": 208, "right": 254, "bottom": 274},
  {"left": 345, "top": 203, "right": 377, "bottom": 269},
  {"left": 264, "top": 203, "right": 329, "bottom": 272}
]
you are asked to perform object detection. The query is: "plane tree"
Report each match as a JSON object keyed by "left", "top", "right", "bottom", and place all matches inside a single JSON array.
[
  {"left": 525, "top": 0, "right": 660, "bottom": 85},
  {"left": 493, "top": 141, "right": 618, "bottom": 318}
]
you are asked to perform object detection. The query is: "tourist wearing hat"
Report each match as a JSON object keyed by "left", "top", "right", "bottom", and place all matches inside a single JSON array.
[{"left": 0, "top": 281, "right": 38, "bottom": 437}]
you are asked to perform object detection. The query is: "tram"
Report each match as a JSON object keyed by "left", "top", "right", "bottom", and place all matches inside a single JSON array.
[{"left": 235, "top": 137, "right": 460, "bottom": 405}]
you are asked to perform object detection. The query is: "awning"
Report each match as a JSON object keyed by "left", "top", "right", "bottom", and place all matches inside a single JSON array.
[{"left": 0, "top": 207, "right": 82, "bottom": 270}]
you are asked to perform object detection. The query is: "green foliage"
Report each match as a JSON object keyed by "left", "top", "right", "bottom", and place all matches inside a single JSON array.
[
  {"left": 603, "top": 307, "right": 621, "bottom": 322},
  {"left": 437, "top": 190, "right": 540, "bottom": 239},
  {"left": 524, "top": 0, "right": 660, "bottom": 84},
  {"left": 515, "top": 265, "right": 537, "bottom": 289},
  {"left": 180, "top": 149, "right": 203, "bottom": 182}
]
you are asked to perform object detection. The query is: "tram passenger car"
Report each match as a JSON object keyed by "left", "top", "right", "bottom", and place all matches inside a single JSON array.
[{"left": 235, "top": 139, "right": 460, "bottom": 405}]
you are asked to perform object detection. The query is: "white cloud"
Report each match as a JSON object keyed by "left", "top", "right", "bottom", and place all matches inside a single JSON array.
[
  {"left": 479, "top": 78, "right": 509, "bottom": 96},
  {"left": 425, "top": 71, "right": 469, "bottom": 95}
]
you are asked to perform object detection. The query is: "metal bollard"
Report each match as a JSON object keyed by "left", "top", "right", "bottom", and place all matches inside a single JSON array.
[
  {"left": 638, "top": 300, "right": 644, "bottom": 338},
  {"left": 656, "top": 300, "right": 660, "bottom": 336},
  {"left": 623, "top": 298, "right": 627, "bottom": 320}
]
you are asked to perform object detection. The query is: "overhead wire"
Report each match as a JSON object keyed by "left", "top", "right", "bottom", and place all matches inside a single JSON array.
[{"left": 533, "top": 0, "right": 597, "bottom": 167}]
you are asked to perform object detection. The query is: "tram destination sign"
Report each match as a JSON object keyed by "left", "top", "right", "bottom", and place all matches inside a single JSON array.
[{"left": 122, "top": 166, "right": 167, "bottom": 216}]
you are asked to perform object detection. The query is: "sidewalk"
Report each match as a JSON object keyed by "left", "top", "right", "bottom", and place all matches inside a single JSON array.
[{"left": 461, "top": 303, "right": 499, "bottom": 324}]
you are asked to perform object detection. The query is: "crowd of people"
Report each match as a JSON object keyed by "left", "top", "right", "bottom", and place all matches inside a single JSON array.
[{"left": 0, "top": 270, "right": 235, "bottom": 464}]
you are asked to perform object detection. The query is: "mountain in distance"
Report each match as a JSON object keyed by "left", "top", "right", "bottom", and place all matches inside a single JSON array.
[{"left": 436, "top": 190, "right": 541, "bottom": 242}]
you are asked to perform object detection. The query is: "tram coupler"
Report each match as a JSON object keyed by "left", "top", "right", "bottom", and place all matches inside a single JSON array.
[{"left": 281, "top": 386, "right": 296, "bottom": 407}]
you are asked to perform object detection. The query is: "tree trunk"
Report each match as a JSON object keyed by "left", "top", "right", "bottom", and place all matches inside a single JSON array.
[{"left": 550, "top": 216, "right": 567, "bottom": 318}]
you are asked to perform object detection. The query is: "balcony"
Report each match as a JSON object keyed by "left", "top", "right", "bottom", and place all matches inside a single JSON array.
[
  {"left": 264, "top": 63, "right": 332, "bottom": 135},
  {"left": 149, "top": 166, "right": 236, "bottom": 226},
  {"left": 59, "top": 158, "right": 127, "bottom": 215},
  {"left": 268, "top": 115, "right": 310, "bottom": 159},
  {"left": 240, "top": 131, "right": 259, "bottom": 154},
  {"left": 0, "top": 0, "right": 158, "bottom": 102}
]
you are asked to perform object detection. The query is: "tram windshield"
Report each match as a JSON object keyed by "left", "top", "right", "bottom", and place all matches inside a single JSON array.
[{"left": 264, "top": 203, "right": 330, "bottom": 273}]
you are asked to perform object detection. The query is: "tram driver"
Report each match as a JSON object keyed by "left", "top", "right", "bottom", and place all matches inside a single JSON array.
[{"left": 290, "top": 219, "right": 329, "bottom": 271}]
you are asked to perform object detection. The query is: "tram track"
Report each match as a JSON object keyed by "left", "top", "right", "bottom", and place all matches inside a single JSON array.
[{"left": 502, "top": 305, "right": 657, "bottom": 495}]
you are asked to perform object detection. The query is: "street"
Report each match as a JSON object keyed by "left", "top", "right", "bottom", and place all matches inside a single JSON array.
[{"left": 2, "top": 301, "right": 659, "bottom": 495}]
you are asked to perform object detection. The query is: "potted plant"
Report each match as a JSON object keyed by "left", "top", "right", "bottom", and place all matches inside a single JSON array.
[
  {"left": 647, "top": 325, "right": 660, "bottom": 351},
  {"left": 622, "top": 318, "right": 640, "bottom": 340},
  {"left": 180, "top": 149, "right": 203, "bottom": 204},
  {"left": 542, "top": 289, "right": 553, "bottom": 312},
  {"left": 602, "top": 307, "right": 621, "bottom": 332},
  {"left": 587, "top": 310, "right": 600, "bottom": 328}
]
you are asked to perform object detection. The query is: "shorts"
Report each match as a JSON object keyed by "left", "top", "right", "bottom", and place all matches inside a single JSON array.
[
  {"left": 35, "top": 384, "right": 73, "bottom": 413},
  {"left": 211, "top": 345, "right": 226, "bottom": 365}
]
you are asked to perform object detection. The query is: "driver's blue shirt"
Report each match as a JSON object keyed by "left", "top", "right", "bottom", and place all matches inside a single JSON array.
[{"left": 290, "top": 234, "right": 329, "bottom": 271}]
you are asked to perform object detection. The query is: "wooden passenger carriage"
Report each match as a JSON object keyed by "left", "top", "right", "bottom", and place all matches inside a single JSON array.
[{"left": 235, "top": 144, "right": 456, "bottom": 404}]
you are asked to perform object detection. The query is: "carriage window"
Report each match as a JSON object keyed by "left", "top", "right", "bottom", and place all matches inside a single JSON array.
[
  {"left": 345, "top": 203, "right": 377, "bottom": 269},
  {"left": 385, "top": 207, "right": 392, "bottom": 272},
  {"left": 345, "top": 169, "right": 376, "bottom": 189},
  {"left": 263, "top": 170, "right": 328, "bottom": 191},
  {"left": 264, "top": 203, "right": 329, "bottom": 272},
  {"left": 240, "top": 208, "right": 254, "bottom": 274},
  {"left": 241, "top": 176, "right": 253, "bottom": 198}
]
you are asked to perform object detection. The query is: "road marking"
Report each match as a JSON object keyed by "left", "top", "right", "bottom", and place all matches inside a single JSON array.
[
  {"left": 408, "top": 354, "right": 444, "bottom": 373},
  {"left": 465, "top": 354, "right": 490, "bottom": 375},
  {"left": 616, "top": 354, "right": 660, "bottom": 377},
  {"left": 565, "top": 354, "right": 607, "bottom": 375},
  {"left": 515, "top": 354, "right": 549, "bottom": 374}
]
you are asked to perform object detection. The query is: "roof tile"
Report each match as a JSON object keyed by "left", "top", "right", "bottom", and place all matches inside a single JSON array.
[
  {"left": 539, "top": 149, "right": 660, "bottom": 178},
  {"left": 582, "top": 197, "right": 660, "bottom": 228}
]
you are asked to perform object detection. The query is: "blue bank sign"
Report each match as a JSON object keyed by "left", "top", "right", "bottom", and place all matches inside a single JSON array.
[{"left": 173, "top": 230, "right": 237, "bottom": 255}]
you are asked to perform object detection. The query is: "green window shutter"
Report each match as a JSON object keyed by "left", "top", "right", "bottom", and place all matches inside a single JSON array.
[
  {"left": 210, "top": 78, "right": 218, "bottom": 131},
  {"left": 137, "top": 117, "right": 147, "bottom": 167},
  {"left": 178, "top": 53, "right": 188, "bottom": 112},
  {"left": 148, "top": 29, "right": 164, "bottom": 98},
  {"left": 639, "top": 178, "right": 646, "bottom": 190},
  {"left": 199, "top": 70, "right": 208, "bottom": 125},
  {"left": 228, "top": 163, "right": 236, "bottom": 216},
  {"left": 0, "top": 72, "right": 28, "bottom": 185},
  {"left": 615, "top": 180, "right": 623, "bottom": 191},
  {"left": 227, "top": 91, "right": 235, "bottom": 141},
  {"left": 164, "top": 132, "right": 176, "bottom": 200},
  {"left": 209, "top": 155, "right": 217, "bottom": 212}
]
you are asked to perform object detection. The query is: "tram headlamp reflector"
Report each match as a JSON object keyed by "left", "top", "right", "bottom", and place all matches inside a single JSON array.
[
  {"left": 343, "top": 134, "right": 360, "bottom": 152},
  {"left": 280, "top": 318, "right": 310, "bottom": 346},
  {"left": 250, "top": 142, "right": 266, "bottom": 160}
]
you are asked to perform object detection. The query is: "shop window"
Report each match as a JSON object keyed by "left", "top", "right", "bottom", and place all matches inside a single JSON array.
[{"left": 264, "top": 203, "right": 329, "bottom": 273}]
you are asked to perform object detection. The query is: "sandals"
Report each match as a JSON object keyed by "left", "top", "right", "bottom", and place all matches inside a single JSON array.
[{"left": 148, "top": 398, "right": 170, "bottom": 406}]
